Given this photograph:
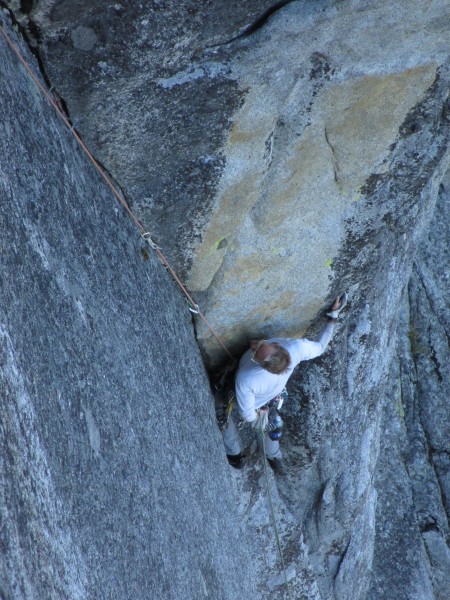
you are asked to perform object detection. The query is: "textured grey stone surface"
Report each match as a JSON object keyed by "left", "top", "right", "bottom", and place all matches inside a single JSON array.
[
  {"left": 14, "top": 0, "right": 449, "bottom": 365},
  {"left": 1, "top": 2, "right": 450, "bottom": 600},
  {"left": 20, "top": 0, "right": 274, "bottom": 276},
  {"left": 0, "top": 16, "right": 258, "bottom": 600},
  {"left": 270, "top": 69, "right": 449, "bottom": 598},
  {"left": 369, "top": 174, "right": 450, "bottom": 600}
]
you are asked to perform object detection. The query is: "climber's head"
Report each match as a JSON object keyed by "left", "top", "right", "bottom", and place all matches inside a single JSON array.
[{"left": 250, "top": 340, "right": 291, "bottom": 374}]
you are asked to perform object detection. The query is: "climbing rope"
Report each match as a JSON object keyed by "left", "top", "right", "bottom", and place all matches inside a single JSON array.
[
  {"left": 0, "top": 20, "right": 233, "bottom": 360},
  {"left": 2, "top": 19, "right": 293, "bottom": 595},
  {"left": 259, "top": 425, "right": 293, "bottom": 600}
]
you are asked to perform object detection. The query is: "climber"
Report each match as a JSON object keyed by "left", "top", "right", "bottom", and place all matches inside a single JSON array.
[{"left": 222, "top": 293, "right": 348, "bottom": 472}]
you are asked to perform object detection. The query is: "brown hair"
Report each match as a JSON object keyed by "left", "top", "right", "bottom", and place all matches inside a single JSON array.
[{"left": 261, "top": 346, "right": 291, "bottom": 374}]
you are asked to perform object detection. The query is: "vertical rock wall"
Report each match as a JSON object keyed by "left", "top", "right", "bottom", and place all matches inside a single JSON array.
[
  {"left": 367, "top": 174, "right": 450, "bottom": 600},
  {"left": 0, "top": 15, "right": 258, "bottom": 600},
  {"left": 14, "top": 0, "right": 449, "bottom": 364},
  {"left": 278, "top": 81, "right": 450, "bottom": 598},
  {"left": 1, "top": 2, "right": 450, "bottom": 599}
]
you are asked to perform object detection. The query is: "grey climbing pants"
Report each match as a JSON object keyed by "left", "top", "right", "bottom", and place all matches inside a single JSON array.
[{"left": 222, "top": 414, "right": 282, "bottom": 460}]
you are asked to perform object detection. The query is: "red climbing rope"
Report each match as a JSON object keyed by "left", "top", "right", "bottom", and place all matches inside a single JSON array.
[{"left": 0, "top": 21, "right": 233, "bottom": 360}]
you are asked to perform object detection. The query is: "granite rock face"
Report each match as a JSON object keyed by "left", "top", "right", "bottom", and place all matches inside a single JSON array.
[
  {"left": 278, "top": 169, "right": 450, "bottom": 600},
  {"left": 0, "top": 17, "right": 258, "bottom": 600},
  {"left": 367, "top": 175, "right": 450, "bottom": 600},
  {"left": 14, "top": 0, "right": 450, "bottom": 364},
  {"left": 1, "top": 2, "right": 450, "bottom": 600}
]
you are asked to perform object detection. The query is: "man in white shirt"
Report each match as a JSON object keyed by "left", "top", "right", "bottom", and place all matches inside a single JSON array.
[{"left": 224, "top": 293, "right": 347, "bottom": 472}]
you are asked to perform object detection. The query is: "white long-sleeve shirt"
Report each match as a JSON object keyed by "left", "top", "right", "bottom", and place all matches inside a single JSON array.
[{"left": 235, "top": 326, "right": 334, "bottom": 422}]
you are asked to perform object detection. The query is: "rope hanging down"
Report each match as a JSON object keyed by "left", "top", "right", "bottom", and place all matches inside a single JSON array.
[
  {"left": 0, "top": 21, "right": 233, "bottom": 360},
  {"left": 259, "top": 426, "right": 293, "bottom": 600}
]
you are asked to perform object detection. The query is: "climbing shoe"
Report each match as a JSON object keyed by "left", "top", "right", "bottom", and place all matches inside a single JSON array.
[
  {"left": 227, "top": 453, "right": 245, "bottom": 470},
  {"left": 267, "top": 458, "right": 286, "bottom": 476}
]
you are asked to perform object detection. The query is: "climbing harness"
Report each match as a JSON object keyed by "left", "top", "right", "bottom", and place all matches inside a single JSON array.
[
  {"left": 260, "top": 388, "right": 288, "bottom": 412},
  {"left": 259, "top": 422, "right": 293, "bottom": 600},
  {"left": 0, "top": 20, "right": 233, "bottom": 360}
]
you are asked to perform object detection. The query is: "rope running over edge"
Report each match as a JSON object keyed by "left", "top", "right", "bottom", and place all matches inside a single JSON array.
[
  {"left": 1, "top": 21, "right": 293, "bottom": 594},
  {"left": 0, "top": 21, "right": 233, "bottom": 360}
]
